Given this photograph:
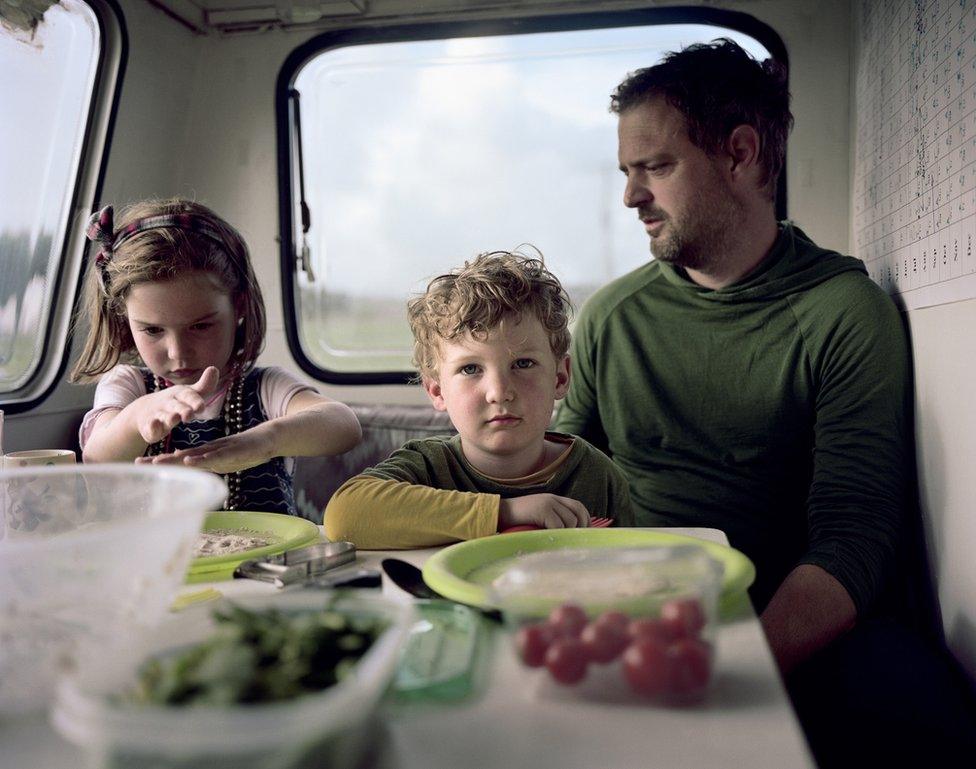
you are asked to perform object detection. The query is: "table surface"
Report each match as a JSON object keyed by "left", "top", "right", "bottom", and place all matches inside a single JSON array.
[{"left": 2, "top": 528, "right": 815, "bottom": 769}]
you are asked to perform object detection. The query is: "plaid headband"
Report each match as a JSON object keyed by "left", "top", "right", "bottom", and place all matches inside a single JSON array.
[{"left": 85, "top": 205, "right": 229, "bottom": 286}]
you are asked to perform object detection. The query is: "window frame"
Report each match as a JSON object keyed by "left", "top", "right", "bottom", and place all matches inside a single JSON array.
[
  {"left": 276, "top": 5, "right": 788, "bottom": 385},
  {"left": 0, "top": 0, "right": 127, "bottom": 413}
]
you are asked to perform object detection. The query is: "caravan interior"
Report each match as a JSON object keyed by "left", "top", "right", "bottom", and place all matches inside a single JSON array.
[{"left": 2, "top": 0, "right": 976, "bottom": 766}]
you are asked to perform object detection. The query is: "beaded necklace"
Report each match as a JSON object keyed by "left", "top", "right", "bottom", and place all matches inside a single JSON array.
[{"left": 147, "top": 374, "right": 245, "bottom": 510}]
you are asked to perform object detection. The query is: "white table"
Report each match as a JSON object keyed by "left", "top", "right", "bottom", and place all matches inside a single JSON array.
[{"left": 1, "top": 528, "right": 815, "bottom": 769}]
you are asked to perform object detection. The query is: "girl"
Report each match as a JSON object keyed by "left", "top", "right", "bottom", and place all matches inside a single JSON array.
[{"left": 70, "top": 198, "right": 362, "bottom": 517}]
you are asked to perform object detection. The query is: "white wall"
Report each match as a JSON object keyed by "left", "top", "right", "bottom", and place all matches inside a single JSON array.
[{"left": 907, "top": 300, "right": 976, "bottom": 677}]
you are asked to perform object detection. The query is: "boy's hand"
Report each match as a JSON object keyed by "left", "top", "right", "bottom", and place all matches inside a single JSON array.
[
  {"left": 498, "top": 494, "right": 591, "bottom": 531},
  {"left": 134, "top": 367, "right": 220, "bottom": 444}
]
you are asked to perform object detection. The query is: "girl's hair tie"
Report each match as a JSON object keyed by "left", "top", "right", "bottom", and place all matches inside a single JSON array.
[
  {"left": 85, "top": 205, "right": 115, "bottom": 291},
  {"left": 85, "top": 205, "right": 115, "bottom": 266}
]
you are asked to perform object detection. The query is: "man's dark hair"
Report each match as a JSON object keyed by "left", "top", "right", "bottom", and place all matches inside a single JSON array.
[{"left": 611, "top": 38, "right": 793, "bottom": 197}]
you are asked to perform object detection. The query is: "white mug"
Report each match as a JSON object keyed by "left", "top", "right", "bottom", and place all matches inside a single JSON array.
[{"left": 2, "top": 449, "right": 77, "bottom": 469}]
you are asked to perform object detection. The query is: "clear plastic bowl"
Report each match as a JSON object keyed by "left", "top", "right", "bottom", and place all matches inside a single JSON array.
[
  {"left": 0, "top": 464, "right": 227, "bottom": 714},
  {"left": 490, "top": 545, "right": 723, "bottom": 704},
  {"left": 51, "top": 592, "right": 414, "bottom": 769}
]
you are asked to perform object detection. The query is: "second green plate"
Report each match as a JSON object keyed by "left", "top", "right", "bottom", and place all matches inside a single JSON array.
[
  {"left": 185, "top": 511, "right": 322, "bottom": 583},
  {"left": 422, "top": 528, "right": 755, "bottom": 613}
]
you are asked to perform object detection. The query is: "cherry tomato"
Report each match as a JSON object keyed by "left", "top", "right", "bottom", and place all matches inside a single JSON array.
[
  {"left": 516, "top": 622, "right": 554, "bottom": 667},
  {"left": 544, "top": 637, "right": 589, "bottom": 685},
  {"left": 547, "top": 603, "right": 588, "bottom": 638},
  {"left": 621, "top": 638, "right": 669, "bottom": 697},
  {"left": 580, "top": 620, "right": 629, "bottom": 663},
  {"left": 627, "top": 617, "right": 673, "bottom": 644},
  {"left": 659, "top": 598, "right": 707, "bottom": 639},
  {"left": 664, "top": 638, "right": 713, "bottom": 700},
  {"left": 594, "top": 610, "right": 630, "bottom": 633}
]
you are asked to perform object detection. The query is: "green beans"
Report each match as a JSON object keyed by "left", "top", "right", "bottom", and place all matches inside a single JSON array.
[{"left": 128, "top": 601, "right": 385, "bottom": 706}]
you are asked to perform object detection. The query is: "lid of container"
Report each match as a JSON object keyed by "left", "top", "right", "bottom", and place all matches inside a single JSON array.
[
  {"left": 392, "top": 599, "right": 482, "bottom": 701},
  {"left": 489, "top": 545, "right": 723, "bottom": 618}
]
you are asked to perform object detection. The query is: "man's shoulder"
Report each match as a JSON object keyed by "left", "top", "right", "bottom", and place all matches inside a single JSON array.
[
  {"left": 794, "top": 262, "right": 899, "bottom": 320},
  {"left": 788, "top": 264, "right": 907, "bottom": 359},
  {"left": 578, "top": 261, "right": 661, "bottom": 321},
  {"left": 777, "top": 223, "right": 895, "bottom": 311}
]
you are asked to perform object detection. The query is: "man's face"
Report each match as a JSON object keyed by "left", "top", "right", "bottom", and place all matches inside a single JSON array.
[
  {"left": 422, "top": 313, "right": 570, "bottom": 478},
  {"left": 617, "top": 97, "right": 740, "bottom": 270}
]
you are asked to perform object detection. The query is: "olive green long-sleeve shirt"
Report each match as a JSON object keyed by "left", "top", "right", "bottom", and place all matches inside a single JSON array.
[
  {"left": 554, "top": 223, "right": 911, "bottom": 612},
  {"left": 324, "top": 432, "right": 633, "bottom": 548}
]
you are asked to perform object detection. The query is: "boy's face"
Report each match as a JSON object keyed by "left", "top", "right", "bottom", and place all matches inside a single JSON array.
[{"left": 424, "top": 313, "right": 570, "bottom": 478}]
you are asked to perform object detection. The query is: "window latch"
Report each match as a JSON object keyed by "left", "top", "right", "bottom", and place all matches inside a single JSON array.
[{"left": 298, "top": 234, "right": 316, "bottom": 282}]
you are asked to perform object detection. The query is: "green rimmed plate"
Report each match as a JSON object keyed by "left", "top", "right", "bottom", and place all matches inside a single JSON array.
[
  {"left": 185, "top": 511, "right": 322, "bottom": 583},
  {"left": 422, "top": 529, "right": 755, "bottom": 616}
]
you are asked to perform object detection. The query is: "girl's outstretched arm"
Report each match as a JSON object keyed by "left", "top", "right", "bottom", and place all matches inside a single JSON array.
[
  {"left": 83, "top": 368, "right": 220, "bottom": 462},
  {"left": 141, "top": 390, "right": 361, "bottom": 474},
  {"left": 265, "top": 390, "right": 363, "bottom": 457}
]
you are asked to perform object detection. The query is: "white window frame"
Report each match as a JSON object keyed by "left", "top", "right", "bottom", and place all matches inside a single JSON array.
[{"left": 0, "top": 0, "right": 125, "bottom": 410}]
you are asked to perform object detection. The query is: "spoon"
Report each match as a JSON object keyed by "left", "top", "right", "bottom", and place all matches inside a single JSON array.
[
  {"left": 381, "top": 558, "right": 502, "bottom": 622},
  {"left": 381, "top": 558, "right": 441, "bottom": 599}
]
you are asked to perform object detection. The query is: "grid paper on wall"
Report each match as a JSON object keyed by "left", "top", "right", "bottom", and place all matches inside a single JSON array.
[{"left": 854, "top": 0, "right": 976, "bottom": 309}]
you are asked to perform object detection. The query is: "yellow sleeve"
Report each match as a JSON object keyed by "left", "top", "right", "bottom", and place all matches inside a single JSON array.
[{"left": 323, "top": 475, "right": 500, "bottom": 549}]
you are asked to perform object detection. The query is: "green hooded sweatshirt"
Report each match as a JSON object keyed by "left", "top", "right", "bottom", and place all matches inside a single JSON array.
[{"left": 555, "top": 223, "right": 911, "bottom": 612}]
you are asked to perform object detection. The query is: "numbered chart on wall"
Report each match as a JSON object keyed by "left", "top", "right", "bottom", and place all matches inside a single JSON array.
[{"left": 854, "top": 0, "right": 976, "bottom": 309}]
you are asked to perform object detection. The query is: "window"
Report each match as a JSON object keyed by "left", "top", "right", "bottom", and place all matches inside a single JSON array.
[
  {"left": 0, "top": 0, "right": 120, "bottom": 404},
  {"left": 281, "top": 12, "right": 779, "bottom": 382}
]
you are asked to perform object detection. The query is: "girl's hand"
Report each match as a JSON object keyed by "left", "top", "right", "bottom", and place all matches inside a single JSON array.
[
  {"left": 498, "top": 494, "right": 591, "bottom": 530},
  {"left": 134, "top": 367, "right": 220, "bottom": 444},
  {"left": 137, "top": 429, "right": 272, "bottom": 474}
]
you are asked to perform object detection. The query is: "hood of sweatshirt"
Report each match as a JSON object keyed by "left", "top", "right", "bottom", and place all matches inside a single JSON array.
[{"left": 653, "top": 222, "right": 867, "bottom": 303}]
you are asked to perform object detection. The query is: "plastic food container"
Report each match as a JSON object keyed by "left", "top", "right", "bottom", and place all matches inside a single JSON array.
[
  {"left": 393, "top": 599, "right": 483, "bottom": 702},
  {"left": 52, "top": 592, "right": 414, "bottom": 769},
  {"left": 0, "top": 464, "right": 227, "bottom": 715},
  {"left": 490, "top": 545, "right": 723, "bottom": 704}
]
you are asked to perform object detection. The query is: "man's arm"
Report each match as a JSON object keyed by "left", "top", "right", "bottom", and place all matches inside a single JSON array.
[
  {"left": 765, "top": 274, "right": 911, "bottom": 672},
  {"left": 760, "top": 564, "right": 856, "bottom": 675}
]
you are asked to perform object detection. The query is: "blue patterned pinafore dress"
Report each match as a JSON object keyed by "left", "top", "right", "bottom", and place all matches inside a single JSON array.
[{"left": 142, "top": 368, "right": 297, "bottom": 516}]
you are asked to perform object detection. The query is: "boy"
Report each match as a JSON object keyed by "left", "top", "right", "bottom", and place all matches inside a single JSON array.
[{"left": 324, "top": 250, "right": 633, "bottom": 548}]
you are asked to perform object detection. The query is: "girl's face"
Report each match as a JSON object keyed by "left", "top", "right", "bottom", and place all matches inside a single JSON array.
[{"left": 125, "top": 271, "right": 238, "bottom": 385}]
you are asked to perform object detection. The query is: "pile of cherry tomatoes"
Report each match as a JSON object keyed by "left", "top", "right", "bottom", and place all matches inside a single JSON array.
[{"left": 514, "top": 598, "right": 713, "bottom": 701}]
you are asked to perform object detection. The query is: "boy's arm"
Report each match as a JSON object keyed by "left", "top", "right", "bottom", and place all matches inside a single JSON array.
[{"left": 324, "top": 476, "right": 498, "bottom": 549}]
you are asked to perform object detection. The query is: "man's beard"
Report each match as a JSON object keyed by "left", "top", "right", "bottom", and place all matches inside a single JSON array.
[{"left": 647, "top": 195, "right": 738, "bottom": 272}]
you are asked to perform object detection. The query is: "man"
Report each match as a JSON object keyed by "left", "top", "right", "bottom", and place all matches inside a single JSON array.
[{"left": 555, "top": 39, "right": 975, "bottom": 765}]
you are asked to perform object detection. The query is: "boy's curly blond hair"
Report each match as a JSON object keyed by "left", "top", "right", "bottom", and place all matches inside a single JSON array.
[{"left": 408, "top": 249, "right": 572, "bottom": 378}]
